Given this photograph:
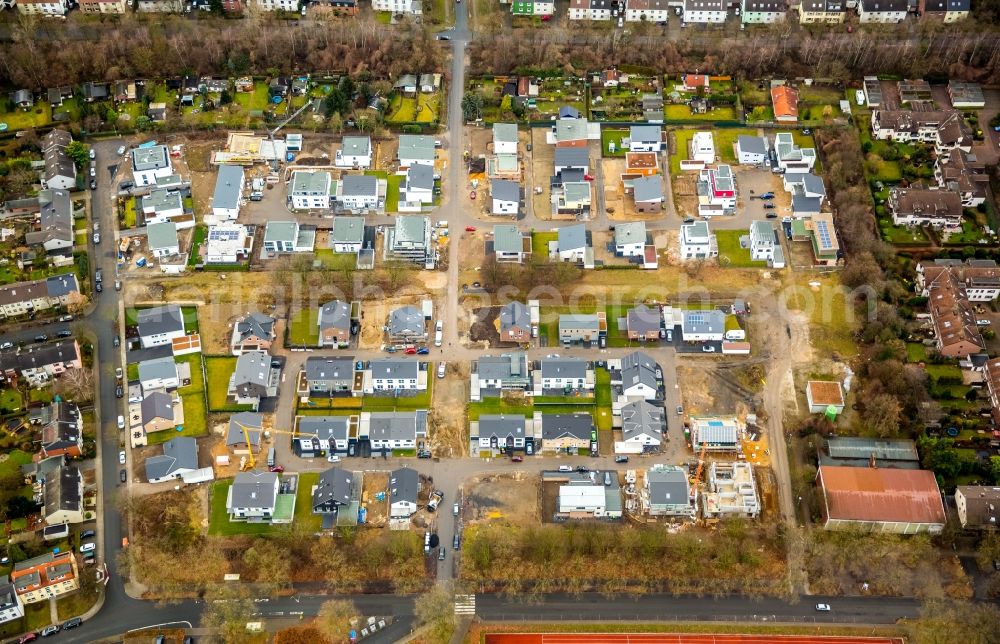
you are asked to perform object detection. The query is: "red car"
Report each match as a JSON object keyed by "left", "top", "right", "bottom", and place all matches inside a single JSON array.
[
  {"left": 465, "top": 226, "right": 477, "bottom": 232},
  {"left": 470, "top": 191, "right": 477, "bottom": 200},
  {"left": 18, "top": 634, "right": 37, "bottom": 644},
  {"left": 541, "top": 14, "right": 551, "bottom": 20},
  {"left": 584, "top": 174, "right": 595, "bottom": 181},
  {"left": 511, "top": 456, "right": 523, "bottom": 463},
  {"left": 404, "top": 347, "right": 417, "bottom": 355},
  {"left": 268, "top": 465, "right": 284, "bottom": 473}
]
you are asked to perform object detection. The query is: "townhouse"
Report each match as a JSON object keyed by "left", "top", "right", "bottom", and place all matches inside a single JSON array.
[
  {"left": 366, "top": 410, "right": 428, "bottom": 451},
  {"left": 37, "top": 399, "right": 84, "bottom": 459},
  {"left": 682, "top": 0, "right": 726, "bottom": 23},
  {"left": 917, "top": 260, "right": 989, "bottom": 358},
  {"left": 887, "top": 187, "right": 964, "bottom": 228},
  {"left": 569, "top": 0, "right": 612, "bottom": 20},
  {"left": 558, "top": 313, "right": 605, "bottom": 345},
  {"left": 934, "top": 149, "right": 988, "bottom": 208},
  {"left": 473, "top": 353, "right": 532, "bottom": 394},
  {"left": 539, "top": 413, "right": 594, "bottom": 453},
  {"left": 0, "top": 274, "right": 79, "bottom": 320},
  {"left": 11, "top": 552, "right": 78, "bottom": 604},
  {"left": 299, "top": 356, "right": 359, "bottom": 398},
  {"left": 137, "top": 304, "right": 185, "bottom": 349},
  {"left": 625, "top": 0, "right": 671, "bottom": 22},
  {"left": 798, "top": 0, "right": 845, "bottom": 23},
  {"left": 300, "top": 416, "right": 353, "bottom": 454},
  {"left": 538, "top": 357, "right": 594, "bottom": 390},
  {"left": 41, "top": 464, "right": 84, "bottom": 526},
  {"left": 0, "top": 341, "right": 82, "bottom": 388},
  {"left": 619, "top": 350, "right": 659, "bottom": 399},
  {"left": 621, "top": 400, "right": 665, "bottom": 448},
  {"left": 741, "top": 0, "right": 787, "bottom": 23},
  {"left": 858, "top": 0, "right": 907, "bottom": 22},
  {"left": 227, "top": 351, "right": 281, "bottom": 410},
  {"left": 41, "top": 130, "right": 76, "bottom": 191},
  {"left": 335, "top": 175, "right": 379, "bottom": 212},
  {"left": 470, "top": 415, "right": 533, "bottom": 454},
  {"left": 26, "top": 189, "right": 73, "bottom": 255},
  {"left": 366, "top": 359, "right": 427, "bottom": 392},
  {"left": 386, "top": 305, "right": 426, "bottom": 344}
]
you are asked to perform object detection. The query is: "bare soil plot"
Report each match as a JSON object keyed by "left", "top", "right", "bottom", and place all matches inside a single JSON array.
[
  {"left": 529, "top": 129, "right": 554, "bottom": 220},
  {"left": 373, "top": 138, "right": 399, "bottom": 171},
  {"left": 672, "top": 173, "right": 699, "bottom": 219},
  {"left": 469, "top": 306, "right": 501, "bottom": 345},
  {"left": 361, "top": 470, "right": 390, "bottom": 528},
  {"left": 464, "top": 472, "right": 540, "bottom": 526},
  {"left": 429, "top": 364, "right": 468, "bottom": 458}
]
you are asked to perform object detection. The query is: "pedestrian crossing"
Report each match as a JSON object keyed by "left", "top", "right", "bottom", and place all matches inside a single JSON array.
[{"left": 454, "top": 594, "right": 476, "bottom": 615}]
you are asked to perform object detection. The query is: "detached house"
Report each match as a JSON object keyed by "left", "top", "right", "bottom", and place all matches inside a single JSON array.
[
  {"left": 137, "top": 304, "right": 186, "bottom": 349},
  {"left": 26, "top": 189, "right": 73, "bottom": 255},
  {"left": 262, "top": 221, "right": 316, "bottom": 254},
  {"left": 226, "top": 471, "right": 279, "bottom": 522},
  {"left": 621, "top": 400, "right": 665, "bottom": 448},
  {"left": 771, "top": 85, "right": 799, "bottom": 122},
  {"left": 231, "top": 313, "right": 277, "bottom": 355},
  {"left": 626, "top": 304, "right": 662, "bottom": 341},
  {"left": 312, "top": 467, "right": 355, "bottom": 517},
  {"left": 774, "top": 132, "right": 817, "bottom": 172},
  {"left": 736, "top": 135, "right": 769, "bottom": 165},
  {"left": 290, "top": 171, "right": 333, "bottom": 211},
  {"left": 628, "top": 177, "right": 664, "bottom": 214},
  {"left": 555, "top": 224, "right": 589, "bottom": 262},
  {"left": 491, "top": 180, "right": 520, "bottom": 217},
  {"left": 144, "top": 436, "right": 201, "bottom": 484},
  {"left": 335, "top": 136, "right": 373, "bottom": 169},
  {"left": 748, "top": 220, "right": 784, "bottom": 268},
  {"left": 492, "top": 225, "right": 530, "bottom": 264},
  {"left": 211, "top": 165, "right": 244, "bottom": 220},
  {"left": 620, "top": 350, "right": 659, "bottom": 399},
  {"left": 131, "top": 145, "right": 173, "bottom": 187},
  {"left": 697, "top": 165, "right": 736, "bottom": 214},
  {"left": 615, "top": 222, "right": 647, "bottom": 257},
  {"left": 387, "top": 305, "right": 426, "bottom": 343},
  {"left": 499, "top": 302, "right": 532, "bottom": 343},
  {"left": 336, "top": 175, "right": 379, "bottom": 212},
  {"left": 372, "top": 0, "right": 421, "bottom": 14},
  {"left": 331, "top": 216, "right": 366, "bottom": 254},
  {"left": 318, "top": 300, "right": 352, "bottom": 348},
  {"left": 493, "top": 123, "right": 518, "bottom": 155},
  {"left": 385, "top": 216, "right": 434, "bottom": 266},
  {"left": 858, "top": 0, "right": 907, "bottom": 22},
  {"left": 397, "top": 135, "right": 436, "bottom": 167},
  {"left": 137, "top": 356, "right": 179, "bottom": 393},
  {"left": 227, "top": 351, "right": 281, "bottom": 410},
  {"left": 680, "top": 220, "right": 719, "bottom": 260},
  {"left": 400, "top": 164, "right": 435, "bottom": 210},
  {"left": 141, "top": 391, "right": 182, "bottom": 435},
  {"left": 300, "top": 357, "right": 359, "bottom": 397},
  {"left": 389, "top": 467, "right": 420, "bottom": 518}
]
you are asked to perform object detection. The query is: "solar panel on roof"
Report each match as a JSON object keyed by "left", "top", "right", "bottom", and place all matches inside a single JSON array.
[
  {"left": 816, "top": 221, "right": 832, "bottom": 249},
  {"left": 208, "top": 229, "right": 241, "bottom": 242}
]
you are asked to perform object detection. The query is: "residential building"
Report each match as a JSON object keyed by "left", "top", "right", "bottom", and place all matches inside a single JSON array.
[
  {"left": 493, "top": 225, "right": 530, "bottom": 263},
  {"left": 137, "top": 304, "right": 185, "bottom": 349},
  {"left": 26, "top": 189, "right": 73, "bottom": 254},
  {"left": 386, "top": 305, "right": 426, "bottom": 343},
  {"left": 898, "top": 79, "right": 934, "bottom": 105},
  {"left": 806, "top": 380, "right": 846, "bottom": 414},
  {"left": 300, "top": 357, "right": 359, "bottom": 397},
  {"left": 335, "top": 136, "right": 373, "bottom": 168},
  {"left": 887, "top": 187, "right": 963, "bottom": 228},
  {"left": 625, "top": 0, "right": 671, "bottom": 22},
  {"left": 985, "top": 358, "right": 1000, "bottom": 426},
  {"left": 397, "top": 135, "right": 436, "bottom": 167},
  {"left": 0, "top": 340, "right": 82, "bottom": 388},
  {"left": 318, "top": 300, "right": 352, "bottom": 348},
  {"left": 682, "top": 0, "right": 726, "bottom": 23},
  {"left": 558, "top": 314, "right": 604, "bottom": 344},
  {"left": 858, "top": 0, "right": 907, "bottom": 22},
  {"left": 492, "top": 123, "right": 519, "bottom": 155},
  {"left": 539, "top": 357, "right": 593, "bottom": 390},
  {"left": 366, "top": 410, "right": 427, "bottom": 451},
  {"left": 37, "top": 399, "right": 83, "bottom": 459},
  {"left": 299, "top": 417, "right": 353, "bottom": 454},
  {"left": 625, "top": 151, "right": 659, "bottom": 176},
  {"left": 227, "top": 412, "right": 263, "bottom": 450},
  {"left": 690, "top": 416, "right": 741, "bottom": 452},
  {"left": 141, "top": 189, "right": 184, "bottom": 225},
  {"left": 681, "top": 309, "right": 726, "bottom": 342},
  {"left": 935, "top": 149, "right": 988, "bottom": 208},
  {"left": 798, "top": 0, "right": 845, "bottom": 23},
  {"left": 920, "top": 261, "right": 987, "bottom": 358},
  {"left": 372, "top": 0, "right": 421, "bottom": 13},
  {"left": 41, "top": 130, "right": 76, "bottom": 191},
  {"left": 680, "top": 220, "right": 718, "bottom": 260},
  {"left": 331, "top": 216, "right": 366, "bottom": 254},
  {"left": 615, "top": 222, "right": 647, "bottom": 257},
  {"left": 147, "top": 221, "right": 180, "bottom": 258},
  {"left": 920, "top": 0, "right": 969, "bottom": 22},
  {"left": 400, "top": 164, "right": 435, "bottom": 210},
  {"left": 646, "top": 465, "right": 694, "bottom": 517},
  {"left": 748, "top": 220, "right": 783, "bottom": 267},
  {"left": 554, "top": 147, "right": 590, "bottom": 175},
  {"left": 312, "top": 467, "right": 354, "bottom": 516},
  {"left": 335, "top": 175, "right": 379, "bottom": 212},
  {"left": 226, "top": 471, "right": 279, "bottom": 521},
  {"left": 741, "top": 0, "right": 787, "bottom": 22},
  {"left": 14, "top": 0, "right": 69, "bottom": 15},
  {"left": 773, "top": 132, "right": 817, "bottom": 171},
  {"left": 473, "top": 353, "right": 531, "bottom": 394},
  {"left": 0, "top": 273, "right": 79, "bottom": 321},
  {"left": 540, "top": 413, "right": 594, "bottom": 452},
  {"left": 491, "top": 180, "right": 520, "bottom": 216},
  {"left": 137, "top": 356, "right": 179, "bottom": 392},
  {"left": 917, "top": 259, "right": 1000, "bottom": 303},
  {"left": 954, "top": 486, "right": 1000, "bottom": 530},
  {"left": 703, "top": 462, "right": 761, "bottom": 518},
  {"left": 871, "top": 109, "right": 972, "bottom": 160},
  {"left": 211, "top": 165, "right": 244, "bottom": 220},
  {"left": 41, "top": 464, "right": 82, "bottom": 526},
  {"left": 262, "top": 221, "right": 316, "bottom": 253},
  {"left": 228, "top": 351, "right": 280, "bottom": 410},
  {"left": 131, "top": 145, "right": 173, "bottom": 187},
  {"left": 231, "top": 313, "right": 276, "bottom": 355},
  {"left": 256, "top": 0, "right": 302, "bottom": 8},
  {"left": 0, "top": 577, "right": 24, "bottom": 626},
  {"left": 688, "top": 131, "right": 715, "bottom": 164},
  {"left": 736, "top": 135, "right": 769, "bottom": 165},
  {"left": 569, "top": 0, "right": 612, "bottom": 20},
  {"left": 792, "top": 194, "right": 822, "bottom": 219},
  {"left": 385, "top": 216, "right": 433, "bottom": 266},
  {"left": 144, "top": 436, "right": 200, "bottom": 484},
  {"left": 471, "top": 415, "right": 531, "bottom": 453},
  {"left": 556, "top": 224, "right": 589, "bottom": 262},
  {"left": 620, "top": 350, "right": 659, "bottom": 399},
  {"left": 641, "top": 93, "right": 665, "bottom": 121},
  {"left": 554, "top": 118, "right": 590, "bottom": 148},
  {"left": 204, "top": 223, "right": 253, "bottom": 264},
  {"left": 629, "top": 176, "right": 663, "bottom": 214},
  {"left": 816, "top": 465, "right": 945, "bottom": 534},
  {"left": 800, "top": 213, "right": 840, "bottom": 265},
  {"left": 697, "top": 165, "right": 736, "bottom": 212},
  {"left": 141, "top": 391, "right": 182, "bottom": 434},
  {"left": 367, "top": 359, "right": 425, "bottom": 392},
  {"left": 551, "top": 179, "right": 592, "bottom": 219},
  {"left": 11, "top": 552, "right": 78, "bottom": 604},
  {"left": 389, "top": 467, "right": 420, "bottom": 517},
  {"left": 626, "top": 304, "right": 661, "bottom": 341},
  {"left": 136, "top": 0, "right": 184, "bottom": 9},
  {"left": 947, "top": 81, "right": 984, "bottom": 108},
  {"left": 771, "top": 85, "right": 799, "bottom": 122},
  {"left": 621, "top": 400, "right": 664, "bottom": 448},
  {"left": 558, "top": 481, "right": 616, "bottom": 517}
]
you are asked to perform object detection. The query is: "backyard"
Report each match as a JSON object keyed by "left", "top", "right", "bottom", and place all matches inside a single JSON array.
[
  {"left": 205, "top": 356, "right": 253, "bottom": 412},
  {"left": 147, "top": 353, "right": 207, "bottom": 445},
  {"left": 601, "top": 128, "right": 628, "bottom": 157},
  {"left": 288, "top": 307, "right": 319, "bottom": 346},
  {"left": 716, "top": 230, "right": 767, "bottom": 268},
  {"left": 385, "top": 92, "right": 442, "bottom": 124},
  {"left": 664, "top": 104, "right": 739, "bottom": 122}
]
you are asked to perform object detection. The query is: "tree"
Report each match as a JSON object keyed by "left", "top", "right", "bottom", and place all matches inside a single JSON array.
[
  {"left": 64, "top": 141, "right": 90, "bottom": 168},
  {"left": 200, "top": 585, "right": 254, "bottom": 644},
  {"left": 243, "top": 539, "right": 291, "bottom": 590},
  {"left": 314, "top": 599, "right": 356, "bottom": 643},
  {"left": 907, "top": 600, "right": 1000, "bottom": 644},
  {"left": 461, "top": 92, "right": 483, "bottom": 122},
  {"left": 52, "top": 366, "right": 94, "bottom": 403},
  {"left": 325, "top": 88, "right": 350, "bottom": 117},
  {"left": 500, "top": 94, "right": 513, "bottom": 116},
  {"left": 414, "top": 582, "right": 455, "bottom": 643},
  {"left": 865, "top": 393, "right": 901, "bottom": 437},
  {"left": 275, "top": 625, "right": 328, "bottom": 644}
]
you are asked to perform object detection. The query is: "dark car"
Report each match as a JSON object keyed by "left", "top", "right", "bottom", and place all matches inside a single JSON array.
[
  {"left": 120, "top": 469, "right": 127, "bottom": 483},
  {"left": 453, "top": 534, "right": 460, "bottom": 550},
  {"left": 95, "top": 282, "right": 103, "bottom": 293},
  {"left": 576, "top": 466, "right": 588, "bottom": 472},
  {"left": 89, "top": 179, "right": 97, "bottom": 190},
  {"left": 511, "top": 455, "right": 523, "bottom": 462},
  {"left": 763, "top": 203, "right": 776, "bottom": 209},
  {"left": 113, "top": 336, "right": 120, "bottom": 347},
  {"left": 438, "top": 546, "right": 446, "bottom": 561},
  {"left": 417, "top": 449, "right": 432, "bottom": 458},
  {"left": 56, "top": 330, "right": 72, "bottom": 338},
  {"left": 766, "top": 213, "right": 778, "bottom": 219},
  {"left": 62, "top": 618, "right": 82, "bottom": 630},
  {"left": 614, "top": 455, "right": 629, "bottom": 463},
  {"left": 34, "top": 334, "right": 48, "bottom": 342},
  {"left": 115, "top": 386, "right": 123, "bottom": 399},
  {"left": 80, "top": 530, "right": 95, "bottom": 539}
]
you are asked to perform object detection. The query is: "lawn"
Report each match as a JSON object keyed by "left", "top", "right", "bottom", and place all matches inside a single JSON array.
[
  {"left": 716, "top": 230, "right": 767, "bottom": 268},
  {"left": 233, "top": 83, "right": 272, "bottom": 113},
  {"left": 205, "top": 356, "right": 253, "bottom": 412},
  {"left": 664, "top": 104, "right": 738, "bottom": 122},
  {"left": 530, "top": 232, "right": 557, "bottom": 257},
  {"left": 148, "top": 353, "right": 207, "bottom": 444},
  {"left": 0, "top": 450, "right": 32, "bottom": 478},
  {"left": 670, "top": 129, "right": 695, "bottom": 175},
  {"left": 364, "top": 170, "right": 401, "bottom": 212},
  {"left": 942, "top": 217, "right": 990, "bottom": 245},
  {"left": 188, "top": 225, "right": 207, "bottom": 267},
  {"left": 879, "top": 219, "right": 929, "bottom": 244},
  {"left": 375, "top": 10, "right": 391, "bottom": 23},
  {"left": 56, "top": 588, "right": 99, "bottom": 621},
  {"left": 601, "top": 128, "right": 628, "bottom": 157},
  {"left": 784, "top": 272, "right": 858, "bottom": 358},
  {"left": 294, "top": 472, "right": 322, "bottom": 533},
  {"left": 361, "top": 377, "right": 433, "bottom": 411},
  {"left": 713, "top": 128, "right": 760, "bottom": 164},
  {"left": 208, "top": 479, "right": 282, "bottom": 536},
  {"left": 0, "top": 388, "right": 23, "bottom": 414},
  {"left": 0, "top": 102, "right": 53, "bottom": 132},
  {"left": 923, "top": 364, "right": 963, "bottom": 382},
  {"left": 314, "top": 249, "right": 357, "bottom": 271},
  {"left": 123, "top": 197, "right": 137, "bottom": 228},
  {"left": 468, "top": 398, "right": 534, "bottom": 420},
  {"left": 906, "top": 342, "right": 928, "bottom": 363},
  {"left": 288, "top": 307, "right": 319, "bottom": 346},
  {"left": 385, "top": 92, "right": 442, "bottom": 124}
]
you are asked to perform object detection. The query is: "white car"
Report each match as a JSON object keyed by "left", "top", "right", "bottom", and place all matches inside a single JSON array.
[
  {"left": 437, "top": 362, "right": 446, "bottom": 378},
  {"left": 702, "top": 345, "right": 716, "bottom": 353},
  {"left": 977, "top": 319, "right": 991, "bottom": 325},
  {"left": 117, "top": 415, "right": 125, "bottom": 430},
  {"left": 327, "top": 454, "right": 341, "bottom": 463},
  {"left": 80, "top": 542, "right": 96, "bottom": 553},
  {"left": 815, "top": 604, "right": 831, "bottom": 612},
  {"left": 88, "top": 149, "right": 96, "bottom": 160},
  {"left": 558, "top": 465, "right": 572, "bottom": 472},
  {"left": 118, "top": 450, "right": 126, "bottom": 464}
]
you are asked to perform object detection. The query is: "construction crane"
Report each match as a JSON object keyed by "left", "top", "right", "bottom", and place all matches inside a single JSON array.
[
  {"left": 232, "top": 419, "right": 317, "bottom": 471},
  {"left": 692, "top": 441, "right": 708, "bottom": 486},
  {"left": 266, "top": 99, "right": 315, "bottom": 172}
]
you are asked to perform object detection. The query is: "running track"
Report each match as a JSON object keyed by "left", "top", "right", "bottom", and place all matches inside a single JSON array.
[{"left": 485, "top": 635, "right": 906, "bottom": 644}]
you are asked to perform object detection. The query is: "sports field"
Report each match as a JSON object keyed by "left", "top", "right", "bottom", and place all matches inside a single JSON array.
[{"left": 485, "top": 635, "right": 905, "bottom": 644}]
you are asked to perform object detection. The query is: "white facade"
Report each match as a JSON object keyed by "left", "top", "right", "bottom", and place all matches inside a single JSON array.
[
  {"left": 372, "top": 0, "right": 422, "bottom": 14},
  {"left": 204, "top": 224, "right": 252, "bottom": 264},
  {"left": 15, "top": 0, "right": 69, "bottom": 15},
  {"left": 690, "top": 131, "right": 715, "bottom": 164},
  {"left": 132, "top": 146, "right": 173, "bottom": 187},
  {"left": 858, "top": 4, "right": 905, "bottom": 22},
  {"left": 335, "top": 137, "right": 373, "bottom": 169},
  {"left": 0, "top": 589, "right": 23, "bottom": 626},
  {"left": 749, "top": 221, "right": 777, "bottom": 262},
  {"left": 493, "top": 195, "right": 518, "bottom": 216},
  {"left": 683, "top": 1, "right": 726, "bottom": 23},
  {"left": 680, "top": 221, "right": 718, "bottom": 260},
  {"left": 255, "top": 0, "right": 300, "bottom": 10},
  {"left": 136, "top": 0, "right": 183, "bottom": 10},
  {"left": 569, "top": 0, "right": 612, "bottom": 20},
  {"left": 736, "top": 136, "right": 769, "bottom": 165},
  {"left": 290, "top": 171, "right": 333, "bottom": 210},
  {"left": 741, "top": 0, "right": 787, "bottom": 23},
  {"left": 625, "top": 0, "right": 670, "bottom": 22}
]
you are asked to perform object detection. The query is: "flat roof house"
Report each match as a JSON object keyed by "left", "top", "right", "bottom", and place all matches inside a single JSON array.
[
  {"left": 629, "top": 125, "right": 662, "bottom": 152},
  {"left": 204, "top": 223, "right": 253, "bottom": 265},
  {"left": 0, "top": 575, "right": 24, "bottom": 625},
  {"left": 736, "top": 135, "right": 769, "bottom": 165},
  {"left": 681, "top": 309, "right": 726, "bottom": 342},
  {"left": 816, "top": 465, "right": 945, "bottom": 534},
  {"left": 336, "top": 136, "right": 373, "bottom": 168},
  {"left": 385, "top": 216, "right": 433, "bottom": 266},
  {"left": 492, "top": 224, "right": 530, "bottom": 264},
  {"left": 398, "top": 135, "right": 436, "bottom": 167},
  {"left": 690, "top": 416, "right": 741, "bottom": 452},
  {"left": 493, "top": 123, "right": 519, "bottom": 155},
  {"left": 263, "top": 221, "right": 316, "bottom": 254},
  {"left": 680, "top": 220, "right": 718, "bottom": 260},
  {"left": 615, "top": 221, "right": 648, "bottom": 257},
  {"left": 132, "top": 145, "right": 173, "bottom": 187},
  {"left": 955, "top": 486, "right": 1000, "bottom": 530},
  {"left": 555, "top": 223, "right": 589, "bottom": 262},
  {"left": 147, "top": 221, "right": 180, "bottom": 259},
  {"left": 211, "top": 165, "right": 245, "bottom": 220},
  {"left": 806, "top": 380, "right": 845, "bottom": 414},
  {"left": 290, "top": 171, "right": 333, "bottom": 211},
  {"left": 331, "top": 216, "right": 366, "bottom": 254},
  {"left": 137, "top": 356, "right": 179, "bottom": 393}
]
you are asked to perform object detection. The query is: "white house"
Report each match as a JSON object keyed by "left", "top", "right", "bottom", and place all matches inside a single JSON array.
[
  {"left": 146, "top": 222, "right": 180, "bottom": 259},
  {"left": 15, "top": 0, "right": 69, "bottom": 16},
  {"left": 741, "top": 0, "right": 787, "bottom": 23},
  {"left": 556, "top": 224, "right": 589, "bottom": 262},
  {"left": 625, "top": 0, "right": 671, "bottom": 22},
  {"left": 774, "top": 132, "right": 817, "bottom": 171},
  {"left": 680, "top": 220, "right": 718, "bottom": 260},
  {"left": 539, "top": 358, "right": 593, "bottom": 390},
  {"left": 290, "top": 171, "right": 332, "bottom": 210},
  {"left": 568, "top": 0, "right": 613, "bottom": 20},
  {"left": 619, "top": 351, "right": 659, "bottom": 400},
  {"left": 858, "top": 0, "right": 907, "bottom": 23},
  {"left": 336, "top": 175, "right": 380, "bottom": 212},
  {"left": 491, "top": 180, "right": 520, "bottom": 216},
  {"left": 262, "top": 221, "right": 315, "bottom": 254},
  {"left": 614, "top": 222, "right": 646, "bottom": 257},
  {"left": 400, "top": 164, "right": 435, "bottom": 210},
  {"left": 335, "top": 136, "right": 372, "bottom": 169},
  {"left": 372, "top": 0, "right": 421, "bottom": 13},
  {"left": 493, "top": 123, "right": 518, "bottom": 155},
  {"left": 226, "top": 472, "right": 280, "bottom": 522},
  {"left": 682, "top": 0, "right": 727, "bottom": 23},
  {"left": 736, "top": 135, "right": 769, "bottom": 165},
  {"left": 204, "top": 224, "right": 253, "bottom": 264},
  {"left": 471, "top": 415, "right": 529, "bottom": 453},
  {"left": 782, "top": 172, "right": 826, "bottom": 202},
  {"left": 131, "top": 145, "right": 173, "bottom": 187},
  {"left": 388, "top": 467, "right": 420, "bottom": 518},
  {"left": 137, "top": 357, "right": 179, "bottom": 393},
  {"left": 331, "top": 216, "right": 366, "bottom": 254},
  {"left": 629, "top": 125, "right": 662, "bottom": 152},
  {"left": 621, "top": 400, "right": 664, "bottom": 448},
  {"left": 367, "top": 360, "right": 426, "bottom": 392},
  {"left": 141, "top": 189, "right": 184, "bottom": 224},
  {"left": 397, "top": 135, "right": 436, "bottom": 167},
  {"left": 211, "top": 165, "right": 244, "bottom": 220},
  {"left": 748, "top": 220, "right": 784, "bottom": 268},
  {"left": 690, "top": 131, "right": 715, "bottom": 164},
  {"left": 366, "top": 410, "right": 427, "bottom": 451},
  {"left": 297, "top": 416, "right": 351, "bottom": 454},
  {"left": 681, "top": 309, "right": 726, "bottom": 342},
  {"left": 137, "top": 304, "right": 186, "bottom": 349}
]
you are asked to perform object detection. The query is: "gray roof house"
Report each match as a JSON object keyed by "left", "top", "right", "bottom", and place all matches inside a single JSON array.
[
  {"left": 621, "top": 400, "right": 664, "bottom": 446},
  {"left": 389, "top": 467, "right": 420, "bottom": 517},
  {"left": 144, "top": 436, "right": 199, "bottom": 483},
  {"left": 25, "top": 189, "right": 73, "bottom": 252},
  {"left": 630, "top": 125, "right": 662, "bottom": 149},
  {"left": 646, "top": 466, "right": 694, "bottom": 517},
  {"left": 136, "top": 304, "right": 185, "bottom": 348},
  {"left": 147, "top": 221, "right": 180, "bottom": 256},
  {"left": 140, "top": 391, "right": 176, "bottom": 427},
  {"left": 474, "top": 415, "right": 527, "bottom": 449},
  {"left": 227, "top": 471, "right": 279, "bottom": 519},
  {"left": 137, "top": 356, "right": 179, "bottom": 390},
  {"left": 475, "top": 353, "right": 531, "bottom": 390},
  {"left": 492, "top": 224, "right": 528, "bottom": 262},
  {"left": 627, "top": 304, "right": 661, "bottom": 339},
  {"left": 540, "top": 358, "right": 588, "bottom": 381},
  {"left": 385, "top": 215, "right": 433, "bottom": 265},
  {"left": 493, "top": 123, "right": 518, "bottom": 148},
  {"left": 368, "top": 410, "right": 428, "bottom": 445},
  {"left": 212, "top": 164, "right": 244, "bottom": 217},
  {"left": 228, "top": 351, "right": 279, "bottom": 409},
  {"left": 398, "top": 135, "right": 436, "bottom": 165},
  {"left": 318, "top": 300, "right": 352, "bottom": 347},
  {"left": 620, "top": 350, "right": 658, "bottom": 399},
  {"left": 331, "top": 216, "right": 366, "bottom": 251},
  {"left": 499, "top": 301, "right": 531, "bottom": 337},
  {"left": 681, "top": 309, "right": 727, "bottom": 340},
  {"left": 387, "top": 305, "right": 426, "bottom": 341},
  {"left": 540, "top": 413, "right": 594, "bottom": 441},
  {"left": 558, "top": 224, "right": 588, "bottom": 254},
  {"left": 302, "top": 356, "right": 358, "bottom": 396},
  {"left": 491, "top": 179, "right": 521, "bottom": 204},
  {"left": 631, "top": 176, "right": 663, "bottom": 206},
  {"left": 231, "top": 313, "right": 276, "bottom": 354},
  {"left": 554, "top": 147, "right": 590, "bottom": 173},
  {"left": 369, "top": 359, "right": 420, "bottom": 382},
  {"left": 340, "top": 174, "right": 378, "bottom": 199},
  {"left": 299, "top": 416, "right": 351, "bottom": 446},
  {"left": 312, "top": 467, "right": 354, "bottom": 514},
  {"left": 227, "top": 412, "right": 263, "bottom": 448}
]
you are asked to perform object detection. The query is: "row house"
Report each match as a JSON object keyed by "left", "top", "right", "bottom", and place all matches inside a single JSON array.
[
  {"left": 11, "top": 552, "right": 78, "bottom": 604},
  {"left": 568, "top": 0, "right": 612, "bottom": 19},
  {"left": 919, "top": 261, "right": 987, "bottom": 358},
  {"left": 887, "top": 187, "right": 964, "bottom": 229},
  {"left": 741, "top": 0, "right": 787, "bottom": 23},
  {"left": 0, "top": 341, "right": 82, "bottom": 388},
  {"left": 798, "top": 0, "right": 845, "bottom": 24},
  {"left": 934, "top": 149, "right": 989, "bottom": 208},
  {"left": 0, "top": 274, "right": 78, "bottom": 320},
  {"left": 858, "top": 0, "right": 907, "bottom": 23}
]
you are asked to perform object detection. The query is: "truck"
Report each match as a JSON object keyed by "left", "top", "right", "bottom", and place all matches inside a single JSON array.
[
  {"left": 434, "top": 320, "right": 443, "bottom": 347},
  {"left": 427, "top": 490, "right": 443, "bottom": 512},
  {"left": 266, "top": 447, "right": 276, "bottom": 468}
]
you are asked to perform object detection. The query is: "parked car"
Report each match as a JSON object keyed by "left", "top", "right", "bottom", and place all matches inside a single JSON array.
[
  {"left": 417, "top": 449, "right": 432, "bottom": 458},
  {"left": 815, "top": 604, "right": 831, "bottom": 612},
  {"left": 453, "top": 503, "right": 460, "bottom": 516},
  {"left": 40, "top": 626, "right": 59, "bottom": 638},
  {"left": 80, "top": 542, "right": 96, "bottom": 553},
  {"left": 95, "top": 282, "right": 102, "bottom": 293},
  {"left": 576, "top": 466, "right": 588, "bottom": 473},
  {"left": 437, "top": 362, "right": 446, "bottom": 378},
  {"left": 438, "top": 546, "right": 446, "bottom": 561},
  {"left": 453, "top": 534, "right": 461, "bottom": 550},
  {"left": 465, "top": 226, "right": 476, "bottom": 232},
  {"left": 115, "top": 367, "right": 123, "bottom": 380},
  {"left": 89, "top": 167, "right": 96, "bottom": 178},
  {"left": 58, "top": 315, "right": 73, "bottom": 322},
  {"left": 113, "top": 336, "right": 120, "bottom": 347},
  {"left": 0, "top": 342, "right": 13, "bottom": 350},
  {"left": 81, "top": 530, "right": 95, "bottom": 539},
  {"left": 436, "top": 34, "right": 451, "bottom": 40},
  {"left": 117, "top": 145, "right": 127, "bottom": 155},
  {"left": 558, "top": 465, "right": 572, "bottom": 472},
  {"left": 404, "top": 347, "right": 417, "bottom": 355},
  {"left": 118, "top": 450, "right": 126, "bottom": 464},
  {"left": 511, "top": 455, "right": 523, "bottom": 462},
  {"left": 115, "top": 386, "right": 123, "bottom": 399},
  {"left": 89, "top": 179, "right": 97, "bottom": 191},
  {"left": 416, "top": 347, "right": 430, "bottom": 355},
  {"left": 62, "top": 618, "right": 82, "bottom": 630},
  {"left": 120, "top": 469, "right": 127, "bottom": 483},
  {"left": 702, "top": 345, "right": 717, "bottom": 353},
  {"left": 268, "top": 465, "right": 285, "bottom": 473},
  {"left": 57, "top": 330, "right": 72, "bottom": 338},
  {"left": 676, "top": 405, "right": 684, "bottom": 415},
  {"left": 115, "top": 280, "right": 121, "bottom": 291},
  {"left": 18, "top": 633, "right": 37, "bottom": 643},
  {"left": 766, "top": 213, "right": 778, "bottom": 219},
  {"left": 763, "top": 203, "right": 776, "bottom": 210},
  {"left": 88, "top": 149, "right": 96, "bottom": 160},
  {"left": 614, "top": 455, "right": 629, "bottom": 463}
]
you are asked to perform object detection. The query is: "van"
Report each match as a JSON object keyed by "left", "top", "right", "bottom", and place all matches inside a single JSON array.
[
  {"left": 434, "top": 329, "right": 443, "bottom": 347},
  {"left": 266, "top": 448, "right": 276, "bottom": 468},
  {"left": 437, "top": 362, "right": 446, "bottom": 378}
]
